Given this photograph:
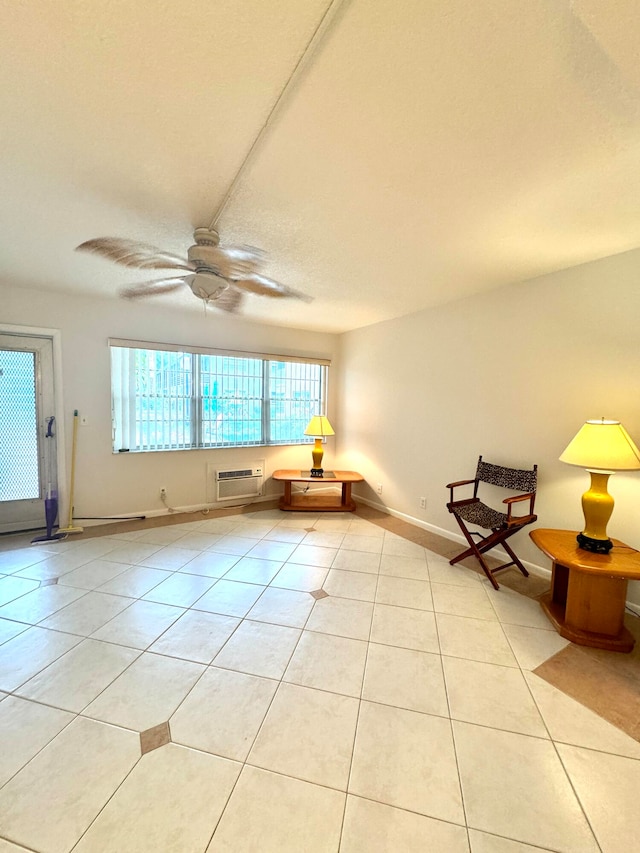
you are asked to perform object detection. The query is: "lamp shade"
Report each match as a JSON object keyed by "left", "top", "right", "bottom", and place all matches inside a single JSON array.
[
  {"left": 304, "top": 415, "right": 335, "bottom": 437},
  {"left": 559, "top": 419, "right": 640, "bottom": 471}
]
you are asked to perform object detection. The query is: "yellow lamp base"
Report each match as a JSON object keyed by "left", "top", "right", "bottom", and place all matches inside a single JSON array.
[
  {"left": 310, "top": 438, "right": 324, "bottom": 477},
  {"left": 578, "top": 471, "right": 614, "bottom": 553}
]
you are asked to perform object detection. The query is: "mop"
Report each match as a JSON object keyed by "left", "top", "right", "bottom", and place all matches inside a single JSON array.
[
  {"left": 31, "top": 416, "right": 67, "bottom": 543},
  {"left": 58, "top": 409, "right": 84, "bottom": 535}
]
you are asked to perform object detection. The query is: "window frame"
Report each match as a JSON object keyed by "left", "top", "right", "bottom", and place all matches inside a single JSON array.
[{"left": 109, "top": 338, "right": 330, "bottom": 454}]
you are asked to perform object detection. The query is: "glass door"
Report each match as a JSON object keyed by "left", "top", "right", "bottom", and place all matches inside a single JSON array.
[{"left": 0, "top": 334, "right": 55, "bottom": 533}]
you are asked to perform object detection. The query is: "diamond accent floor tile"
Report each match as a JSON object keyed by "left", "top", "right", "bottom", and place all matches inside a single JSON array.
[
  {"left": 140, "top": 721, "right": 171, "bottom": 755},
  {"left": 310, "top": 588, "right": 329, "bottom": 600}
]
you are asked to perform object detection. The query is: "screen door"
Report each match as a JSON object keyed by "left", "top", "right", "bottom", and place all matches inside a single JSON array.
[{"left": 0, "top": 334, "right": 55, "bottom": 533}]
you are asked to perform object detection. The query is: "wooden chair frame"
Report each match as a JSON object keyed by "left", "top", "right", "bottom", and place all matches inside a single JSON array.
[{"left": 446, "top": 456, "right": 537, "bottom": 590}]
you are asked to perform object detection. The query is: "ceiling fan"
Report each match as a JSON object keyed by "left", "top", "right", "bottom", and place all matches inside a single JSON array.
[
  {"left": 76, "top": 228, "right": 312, "bottom": 313},
  {"left": 76, "top": 0, "right": 346, "bottom": 315}
]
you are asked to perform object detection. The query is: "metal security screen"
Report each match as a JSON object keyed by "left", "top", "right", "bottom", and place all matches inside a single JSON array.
[
  {"left": 138, "top": 349, "right": 192, "bottom": 450},
  {"left": 269, "top": 360, "right": 324, "bottom": 443},
  {"left": 200, "top": 355, "right": 263, "bottom": 446},
  {"left": 111, "top": 342, "right": 329, "bottom": 453},
  {"left": 0, "top": 349, "right": 40, "bottom": 500}
]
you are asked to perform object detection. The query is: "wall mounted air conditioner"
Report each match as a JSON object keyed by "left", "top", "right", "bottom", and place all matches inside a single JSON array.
[{"left": 215, "top": 464, "right": 264, "bottom": 502}]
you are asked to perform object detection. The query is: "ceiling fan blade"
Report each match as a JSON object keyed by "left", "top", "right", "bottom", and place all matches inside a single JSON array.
[
  {"left": 220, "top": 244, "right": 266, "bottom": 262},
  {"left": 212, "top": 287, "right": 244, "bottom": 313},
  {"left": 230, "top": 273, "right": 313, "bottom": 302},
  {"left": 77, "top": 237, "right": 193, "bottom": 272},
  {"left": 120, "top": 278, "right": 187, "bottom": 299}
]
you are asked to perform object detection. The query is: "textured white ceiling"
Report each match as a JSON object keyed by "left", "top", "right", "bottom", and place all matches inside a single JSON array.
[{"left": 1, "top": 0, "right": 639, "bottom": 333}]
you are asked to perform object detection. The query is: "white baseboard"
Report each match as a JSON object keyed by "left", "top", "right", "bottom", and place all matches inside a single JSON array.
[{"left": 355, "top": 494, "right": 552, "bottom": 580}]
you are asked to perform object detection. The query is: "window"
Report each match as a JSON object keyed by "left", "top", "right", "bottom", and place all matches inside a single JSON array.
[{"left": 110, "top": 339, "right": 329, "bottom": 453}]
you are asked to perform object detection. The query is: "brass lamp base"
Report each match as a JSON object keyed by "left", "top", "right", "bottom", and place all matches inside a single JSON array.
[{"left": 576, "top": 532, "right": 613, "bottom": 554}]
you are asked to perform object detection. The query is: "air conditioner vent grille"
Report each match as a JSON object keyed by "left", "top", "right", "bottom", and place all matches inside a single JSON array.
[
  {"left": 212, "top": 462, "right": 265, "bottom": 502},
  {"left": 218, "top": 469, "right": 254, "bottom": 480}
]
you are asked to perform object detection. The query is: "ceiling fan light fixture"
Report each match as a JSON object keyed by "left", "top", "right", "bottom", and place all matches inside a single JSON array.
[{"left": 186, "top": 273, "right": 228, "bottom": 301}]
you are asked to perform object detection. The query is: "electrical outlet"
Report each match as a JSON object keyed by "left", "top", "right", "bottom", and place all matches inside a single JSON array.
[
  {"left": 419, "top": 496, "right": 426, "bottom": 509},
  {"left": 376, "top": 483, "right": 383, "bottom": 494},
  {"left": 160, "top": 487, "right": 167, "bottom": 499},
  {"left": 80, "top": 415, "right": 88, "bottom": 426}
]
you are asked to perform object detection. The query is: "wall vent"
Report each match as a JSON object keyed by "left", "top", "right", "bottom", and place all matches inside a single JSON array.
[{"left": 214, "top": 463, "right": 264, "bottom": 502}]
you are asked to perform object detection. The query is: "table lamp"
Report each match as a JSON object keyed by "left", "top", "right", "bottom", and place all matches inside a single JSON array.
[
  {"left": 304, "top": 415, "right": 334, "bottom": 477},
  {"left": 559, "top": 418, "right": 640, "bottom": 553}
]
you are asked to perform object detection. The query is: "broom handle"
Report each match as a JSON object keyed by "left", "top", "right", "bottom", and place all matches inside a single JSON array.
[{"left": 66, "top": 410, "right": 79, "bottom": 527}]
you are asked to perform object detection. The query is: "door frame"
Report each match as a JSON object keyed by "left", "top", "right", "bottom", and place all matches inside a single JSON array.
[{"left": 0, "top": 323, "right": 67, "bottom": 531}]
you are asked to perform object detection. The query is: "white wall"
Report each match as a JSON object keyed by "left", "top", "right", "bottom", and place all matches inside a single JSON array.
[
  {"left": 1, "top": 282, "right": 339, "bottom": 521},
  {"left": 337, "top": 247, "right": 640, "bottom": 603}
]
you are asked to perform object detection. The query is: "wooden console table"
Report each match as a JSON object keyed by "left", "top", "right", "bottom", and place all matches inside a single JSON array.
[
  {"left": 272, "top": 469, "right": 364, "bottom": 512},
  {"left": 530, "top": 528, "right": 640, "bottom": 652}
]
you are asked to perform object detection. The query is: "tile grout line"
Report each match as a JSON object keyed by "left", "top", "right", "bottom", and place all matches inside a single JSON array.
[
  {"left": 338, "top": 541, "right": 383, "bottom": 850},
  {"left": 428, "top": 548, "right": 472, "bottom": 850}
]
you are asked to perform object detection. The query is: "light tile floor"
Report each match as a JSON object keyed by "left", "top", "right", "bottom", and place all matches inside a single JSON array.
[{"left": 0, "top": 509, "right": 638, "bottom": 851}]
